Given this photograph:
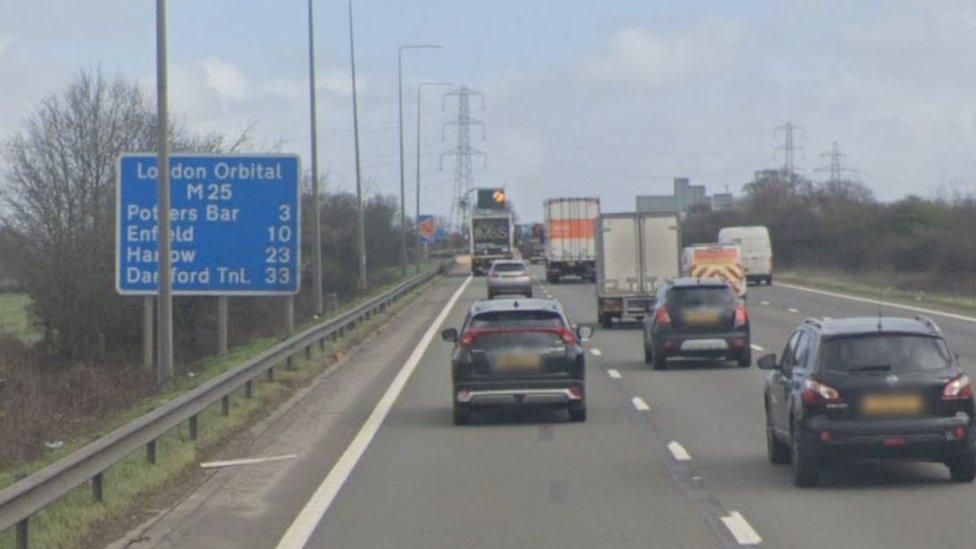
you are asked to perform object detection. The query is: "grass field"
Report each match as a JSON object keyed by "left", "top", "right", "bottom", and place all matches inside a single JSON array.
[{"left": 0, "top": 292, "right": 39, "bottom": 343}]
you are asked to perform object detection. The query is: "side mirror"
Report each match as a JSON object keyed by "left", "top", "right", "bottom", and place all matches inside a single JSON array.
[
  {"left": 757, "top": 353, "right": 778, "bottom": 370},
  {"left": 441, "top": 328, "right": 458, "bottom": 342},
  {"left": 576, "top": 325, "right": 593, "bottom": 342}
]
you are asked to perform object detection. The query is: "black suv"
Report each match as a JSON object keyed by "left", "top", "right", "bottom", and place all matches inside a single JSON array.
[
  {"left": 642, "top": 278, "right": 750, "bottom": 369},
  {"left": 759, "top": 317, "right": 976, "bottom": 487},
  {"left": 441, "top": 298, "right": 591, "bottom": 425}
]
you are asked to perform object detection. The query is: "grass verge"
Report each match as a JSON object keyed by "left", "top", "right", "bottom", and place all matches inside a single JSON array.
[
  {"left": 776, "top": 268, "right": 976, "bottom": 317},
  {"left": 0, "top": 293, "right": 39, "bottom": 343},
  {"left": 0, "top": 266, "right": 442, "bottom": 549}
]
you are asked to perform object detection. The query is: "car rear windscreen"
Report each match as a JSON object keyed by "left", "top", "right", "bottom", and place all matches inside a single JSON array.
[
  {"left": 493, "top": 263, "right": 526, "bottom": 272},
  {"left": 469, "top": 310, "right": 563, "bottom": 328},
  {"left": 669, "top": 287, "right": 735, "bottom": 308},
  {"left": 821, "top": 334, "right": 953, "bottom": 374}
]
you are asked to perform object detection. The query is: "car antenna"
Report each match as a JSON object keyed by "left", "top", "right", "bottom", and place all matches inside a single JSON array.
[
  {"left": 513, "top": 300, "right": 519, "bottom": 309},
  {"left": 877, "top": 285, "right": 884, "bottom": 331}
]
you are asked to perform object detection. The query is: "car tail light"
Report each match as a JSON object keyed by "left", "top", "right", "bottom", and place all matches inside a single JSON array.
[
  {"left": 557, "top": 327, "right": 577, "bottom": 345},
  {"left": 460, "top": 330, "right": 478, "bottom": 348},
  {"left": 733, "top": 304, "right": 748, "bottom": 328},
  {"left": 943, "top": 374, "right": 973, "bottom": 400},
  {"left": 568, "top": 386, "right": 583, "bottom": 399},
  {"left": 488, "top": 271, "right": 499, "bottom": 278},
  {"left": 802, "top": 378, "right": 842, "bottom": 405},
  {"left": 656, "top": 307, "right": 671, "bottom": 327}
]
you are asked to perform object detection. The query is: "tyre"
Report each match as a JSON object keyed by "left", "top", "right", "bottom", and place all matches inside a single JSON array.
[
  {"left": 643, "top": 344, "right": 653, "bottom": 364},
  {"left": 947, "top": 448, "right": 976, "bottom": 482},
  {"left": 568, "top": 404, "right": 587, "bottom": 422},
  {"left": 737, "top": 347, "right": 752, "bottom": 368},
  {"left": 526, "top": 290, "right": 533, "bottom": 298},
  {"left": 487, "top": 291, "right": 494, "bottom": 300},
  {"left": 791, "top": 420, "right": 819, "bottom": 487},
  {"left": 599, "top": 314, "right": 612, "bottom": 329},
  {"left": 766, "top": 275, "right": 773, "bottom": 285},
  {"left": 453, "top": 404, "right": 471, "bottom": 426},
  {"left": 766, "top": 410, "right": 790, "bottom": 464},
  {"left": 651, "top": 341, "right": 666, "bottom": 370}
]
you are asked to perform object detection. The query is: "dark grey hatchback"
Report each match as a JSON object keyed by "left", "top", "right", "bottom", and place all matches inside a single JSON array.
[
  {"left": 441, "top": 298, "right": 591, "bottom": 425},
  {"left": 760, "top": 316, "right": 976, "bottom": 487}
]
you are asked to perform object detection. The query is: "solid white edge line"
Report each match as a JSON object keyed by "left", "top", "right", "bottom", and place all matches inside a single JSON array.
[
  {"left": 200, "top": 454, "right": 298, "bottom": 469},
  {"left": 760, "top": 301, "right": 770, "bottom": 306},
  {"left": 589, "top": 348, "right": 602, "bottom": 356},
  {"left": 776, "top": 281, "right": 976, "bottom": 324},
  {"left": 787, "top": 307, "right": 800, "bottom": 313},
  {"left": 607, "top": 368, "right": 622, "bottom": 379},
  {"left": 275, "top": 275, "right": 473, "bottom": 549},
  {"left": 631, "top": 396, "right": 650, "bottom": 411},
  {"left": 750, "top": 344, "right": 764, "bottom": 352},
  {"left": 721, "top": 511, "right": 762, "bottom": 545},
  {"left": 667, "top": 441, "right": 691, "bottom": 461}
]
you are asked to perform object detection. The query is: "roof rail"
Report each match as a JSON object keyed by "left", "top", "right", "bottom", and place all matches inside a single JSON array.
[{"left": 804, "top": 317, "right": 823, "bottom": 328}]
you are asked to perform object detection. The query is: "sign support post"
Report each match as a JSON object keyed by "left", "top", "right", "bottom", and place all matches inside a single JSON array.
[
  {"left": 143, "top": 296, "right": 154, "bottom": 372},
  {"left": 217, "top": 296, "right": 228, "bottom": 355},
  {"left": 155, "top": 0, "right": 174, "bottom": 388}
]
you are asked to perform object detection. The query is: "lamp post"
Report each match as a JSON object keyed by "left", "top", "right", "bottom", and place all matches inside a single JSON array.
[
  {"left": 306, "top": 0, "right": 323, "bottom": 315},
  {"left": 397, "top": 44, "right": 441, "bottom": 272},
  {"left": 349, "top": 0, "right": 367, "bottom": 290},
  {"left": 415, "top": 81, "right": 452, "bottom": 259}
]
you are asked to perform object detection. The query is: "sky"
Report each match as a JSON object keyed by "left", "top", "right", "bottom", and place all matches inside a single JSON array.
[{"left": 4, "top": 1, "right": 976, "bottom": 221}]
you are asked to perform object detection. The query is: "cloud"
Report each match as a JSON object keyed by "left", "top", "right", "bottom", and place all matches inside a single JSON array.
[
  {"left": 580, "top": 21, "right": 745, "bottom": 87},
  {"left": 0, "top": 36, "right": 13, "bottom": 57},
  {"left": 196, "top": 57, "right": 248, "bottom": 102}
]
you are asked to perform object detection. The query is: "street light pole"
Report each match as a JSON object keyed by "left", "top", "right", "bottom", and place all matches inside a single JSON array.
[
  {"left": 307, "top": 0, "right": 323, "bottom": 315},
  {"left": 397, "top": 44, "right": 441, "bottom": 273},
  {"left": 349, "top": 0, "right": 367, "bottom": 291},
  {"left": 155, "top": 0, "right": 173, "bottom": 388},
  {"left": 415, "top": 81, "right": 453, "bottom": 249}
]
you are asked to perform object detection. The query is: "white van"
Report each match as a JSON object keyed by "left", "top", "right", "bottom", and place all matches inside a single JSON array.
[{"left": 717, "top": 226, "right": 773, "bottom": 285}]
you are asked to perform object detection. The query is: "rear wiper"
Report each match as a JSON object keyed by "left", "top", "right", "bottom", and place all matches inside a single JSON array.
[{"left": 847, "top": 364, "right": 892, "bottom": 373}]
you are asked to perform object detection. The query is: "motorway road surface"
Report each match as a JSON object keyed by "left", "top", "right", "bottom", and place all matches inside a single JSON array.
[{"left": 119, "top": 269, "right": 976, "bottom": 548}]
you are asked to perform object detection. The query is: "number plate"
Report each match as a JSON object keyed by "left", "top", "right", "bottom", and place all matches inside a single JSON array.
[
  {"left": 496, "top": 353, "right": 542, "bottom": 372},
  {"left": 684, "top": 310, "right": 722, "bottom": 326},
  {"left": 861, "top": 394, "right": 924, "bottom": 416}
]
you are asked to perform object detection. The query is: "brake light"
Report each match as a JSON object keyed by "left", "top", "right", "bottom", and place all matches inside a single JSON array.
[
  {"left": 655, "top": 307, "right": 671, "bottom": 327},
  {"left": 460, "top": 330, "right": 478, "bottom": 348},
  {"left": 802, "top": 378, "right": 842, "bottom": 405},
  {"left": 557, "top": 327, "right": 577, "bottom": 345},
  {"left": 734, "top": 304, "right": 748, "bottom": 328},
  {"left": 488, "top": 271, "right": 499, "bottom": 278},
  {"left": 943, "top": 374, "right": 973, "bottom": 400}
]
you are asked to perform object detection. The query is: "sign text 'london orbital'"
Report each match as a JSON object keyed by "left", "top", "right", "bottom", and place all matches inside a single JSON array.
[{"left": 116, "top": 154, "right": 301, "bottom": 295}]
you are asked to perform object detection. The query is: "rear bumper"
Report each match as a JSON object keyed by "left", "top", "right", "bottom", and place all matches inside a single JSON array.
[
  {"left": 547, "top": 260, "right": 595, "bottom": 275},
  {"left": 656, "top": 331, "right": 750, "bottom": 358},
  {"left": 803, "top": 413, "right": 975, "bottom": 460},
  {"left": 487, "top": 278, "right": 532, "bottom": 294},
  {"left": 454, "top": 379, "right": 584, "bottom": 408},
  {"left": 599, "top": 295, "right": 652, "bottom": 320}
]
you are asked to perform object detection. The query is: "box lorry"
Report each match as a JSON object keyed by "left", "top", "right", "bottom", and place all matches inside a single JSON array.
[
  {"left": 544, "top": 197, "right": 600, "bottom": 282},
  {"left": 680, "top": 244, "right": 746, "bottom": 298},
  {"left": 717, "top": 226, "right": 773, "bottom": 285},
  {"left": 596, "top": 212, "right": 680, "bottom": 328},
  {"left": 469, "top": 211, "right": 514, "bottom": 275}
]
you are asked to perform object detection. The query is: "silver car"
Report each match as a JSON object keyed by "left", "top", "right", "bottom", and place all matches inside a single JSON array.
[{"left": 486, "top": 260, "right": 533, "bottom": 299}]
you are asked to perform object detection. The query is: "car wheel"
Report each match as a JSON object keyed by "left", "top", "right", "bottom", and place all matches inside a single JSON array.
[
  {"left": 568, "top": 404, "right": 587, "bottom": 422},
  {"left": 526, "top": 290, "right": 533, "bottom": 298},
  {"left": 487, "top": 292, "right": 494, "bottom": 299},
  {"left": 791, "top": 419, "right": 819, "bottom": 487},
  {"left": 652, "top": 341, "right": 666, "bottom": 370},
  {"left": 453, "top": 404, "right": 471, "bottom": 426},
  {"left": 599, "top": 314, "right": 612, "bottom": 329},
  {"left": 766, "top": 275, "right": 773, "bottom": 285},
  {"left": 766, "top": 410, "right": 791, "bottom": 465},
  {"left": 737, "top": 348, "right": 752, "bottom": 368},
  {"left": 643, "top": 344, "right": 653, "bottom": 364},
  {"left": 947, "top": 448, "right": 976, "bottom": 482}
]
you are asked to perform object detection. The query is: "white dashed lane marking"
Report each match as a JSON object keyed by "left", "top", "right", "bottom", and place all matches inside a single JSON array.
[
  {"left": 760, "top": 300, "right": 769, "bottom": 306},
  {"left": 787, "top": 307, "right": 800, "bottom": 313},
  {"left": 721, "top": 511, "right": 763, "bottom": 545},
  {"left": 589, "top": 348, "right": 602, "bottom": 356},
  {"left": 750, "top": 344, "right": 764, "bottom": 352},
  {"left": 607, "top": 369, "right": 622, "bottom": 379},
  {"left": 667, "top": 441, "right": 691, "bottom": 461},
  {"left": 631, "top": 396, "right": 650, "bottom": 411}
]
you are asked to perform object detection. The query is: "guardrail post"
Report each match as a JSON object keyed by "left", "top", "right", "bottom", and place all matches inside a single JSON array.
[
  {"left": 16, "top": 518, "right": 27, "bottom": 549},
  {"left": 245, "top": 379, "right": 253, "bottom": 398},
  {"left": 92, "top": 472, "right": 103, "bottom": 503},
  {"left": 147, "top": 439, "right": 157, "bottom": 464},
  {"left": 267, "top": 366, "right": 275, "bottom": 381},
  {"left": 305, "top": 345, "right": 312, "bottom": 360},
  {"left": 189, "top": 415, "right": 198, "bottom": 441},
  {"left": 221, "top": 395, "right": 230, "bottom": 416},
  {"left": 318, "top": 337, "right": 325, "bottom": 351},
  {"left": 285, "top": 355, "right": 294, "bottom": 370}
]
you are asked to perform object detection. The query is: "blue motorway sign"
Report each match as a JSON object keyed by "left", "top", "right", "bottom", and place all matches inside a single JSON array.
[{"left": 116, "top": 154, "right": 300, "bottom": 295}]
